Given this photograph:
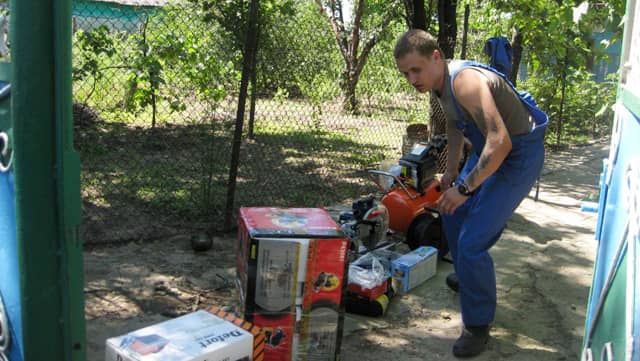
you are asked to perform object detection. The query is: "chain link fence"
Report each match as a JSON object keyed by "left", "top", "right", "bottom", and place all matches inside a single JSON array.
[{"left": 72, "top": 0, "right": 442, "bottom": 244}]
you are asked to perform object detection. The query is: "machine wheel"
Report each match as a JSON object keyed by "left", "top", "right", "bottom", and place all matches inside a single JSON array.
[{"left": 406, "top": 213, "right": 448, "bottom": 258}]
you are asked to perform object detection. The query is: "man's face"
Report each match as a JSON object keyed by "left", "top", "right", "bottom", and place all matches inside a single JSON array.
[{"left": 396, "top": 50, "right": 442, "bottom": 93}]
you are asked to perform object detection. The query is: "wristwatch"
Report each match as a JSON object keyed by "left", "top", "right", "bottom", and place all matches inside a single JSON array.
[{"left": 457, "top": 181, "right": 473, "bottom": 196}]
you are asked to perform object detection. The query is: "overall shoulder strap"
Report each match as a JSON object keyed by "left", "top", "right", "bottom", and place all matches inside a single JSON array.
[
  {"left": 447, "top": 60, "right": 477, "bottom": 120},
  {"left": 448, "top": 60, "right": 548, "bottom": 127}
]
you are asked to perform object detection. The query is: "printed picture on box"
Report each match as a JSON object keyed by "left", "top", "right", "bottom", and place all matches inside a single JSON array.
[
  {"left": 263, "top": 327, "right": 286, "bottom": 347},
  {"left": 259, "top": 261, "right": 294, "bottom": 298},
  {"left": 268, "top": 211, "right": 308, "bottom": 228},
  {"left": 305, "top": 307, "right": 338, "bottom": 357},
  {"left": 312, "top": 272, "right": 340, "bottom": 292},
  {"left": 119, "top": 334, "right": 169, "bottom": 356},
  {"left": 308, "top": 330, "right": 336, "bottom": 355}
]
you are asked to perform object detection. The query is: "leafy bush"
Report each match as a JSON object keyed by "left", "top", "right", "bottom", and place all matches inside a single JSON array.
[{"left": 523, "top": 67, "right": 616, "bottom": 145}]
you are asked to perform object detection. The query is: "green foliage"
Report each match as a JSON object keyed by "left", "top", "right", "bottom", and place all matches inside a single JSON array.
[
  {"left": 152, "top": 7, "right": 239, "bottom": 110},
  {"left": 123, "top": 12, "right": 185, "bottom": 124},
  {"left": 523, "top": 68, "right": 617, "bottom": 144},
  {"left": 258, "top": 1, "right": 340, "bottom": 97},
  {"left": 114, "top": 6, "right": 241, "bottom": 126},
  {"left": 313, "top": 0, "right": 402, "bottom": 113},
  {"left": 74, "top": 25, "right": 116, "bottom": 81},
  {"left": 358, "top": 22, "right": 411, "bottom": 110},
  {"left": 462, "top": 0, "right": 624, "bottom": 144},
  {"left": 185, "top": 0, "right": 296, "bottom": 71},
  {"left": 73, "top": 25, "right": 116, "bottom": 102}
]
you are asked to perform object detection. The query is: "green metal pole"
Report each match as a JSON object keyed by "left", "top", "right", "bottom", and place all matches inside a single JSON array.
[{"left": 10, "top": 0, "right": 85, "bottom": 360}]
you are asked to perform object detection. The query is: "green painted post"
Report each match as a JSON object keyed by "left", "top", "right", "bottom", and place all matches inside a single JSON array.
[{"left": 10, "top": 0, "right": 85, "bottom": 360}]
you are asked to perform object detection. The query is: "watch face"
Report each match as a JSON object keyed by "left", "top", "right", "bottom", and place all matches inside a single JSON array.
[{"left": 458, "top": 183, "right": 471, "bottom": 196}]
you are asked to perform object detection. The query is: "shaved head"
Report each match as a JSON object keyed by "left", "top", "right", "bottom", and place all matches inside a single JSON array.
[{"left": 394, "top": 29, "right": 442, "bottom": 60}]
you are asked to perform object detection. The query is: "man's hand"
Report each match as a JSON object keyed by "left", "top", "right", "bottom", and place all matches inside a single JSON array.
[
  {"left": 436, "top": 186, "right": 468, "bottom": 215},
  {"left": 440, "top": 171, "right": 458, "bottom": 192}
]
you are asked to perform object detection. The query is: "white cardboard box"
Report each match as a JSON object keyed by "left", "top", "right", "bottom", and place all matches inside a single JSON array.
[
  {"left": 391, "top": 246, "right": 438, "bottom": 294},
  {"left": 105, "top": 310, "right": 253, "bottom": 361}
]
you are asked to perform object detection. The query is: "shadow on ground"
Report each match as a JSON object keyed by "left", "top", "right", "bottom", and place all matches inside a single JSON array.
[{"left": 84, "top": 140, "right": 608, "bottom": 361}]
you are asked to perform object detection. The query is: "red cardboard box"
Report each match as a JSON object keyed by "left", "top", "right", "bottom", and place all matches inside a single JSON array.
[
  {"left": 237, "top": 208, "right": 348, "bottom": 361},
  {"left": 347, "top": 278, "right": 389, "bottom": 301}
]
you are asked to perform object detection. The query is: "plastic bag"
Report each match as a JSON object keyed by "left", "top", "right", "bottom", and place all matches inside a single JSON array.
[
  {"left": 348, "top": 253, "right": 386, "bottom": 290},
  {"left": 348, "top": 250, "right": 399, "bottom": 290},
  {"left": 377, "top": 160, "right": 402, "bottom": 192}
]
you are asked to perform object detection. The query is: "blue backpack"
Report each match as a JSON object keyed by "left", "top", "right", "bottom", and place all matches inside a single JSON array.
[{"left": 483, "top": 36, "right": 513, "bottom": 76}]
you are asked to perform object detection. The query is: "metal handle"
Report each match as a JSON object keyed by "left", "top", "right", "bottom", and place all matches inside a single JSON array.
[
  {"left": 0, "top": 83, "right": 9, "bottom": 100},
  {"left": 0, "top": 293, "right": 9, "bottom": 354},
  {"left": 600, "top": 342, "right": 613, "bottom": 361},
  {"left": 424, "top": 206, "right": 441, "bottom": 217},
  {"left": 580, "top": 347, "right": 593, "bottom": 361},
  {"left": 0, "top": 131, "right": 11, "bottom": 172},
  {"left": 367, "top": 169, "right": 418, "bottom": 200}
]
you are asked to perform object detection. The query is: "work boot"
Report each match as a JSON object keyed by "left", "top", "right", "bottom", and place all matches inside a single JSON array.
[
  {"left": 446, "top": 272, "right": 459, "bottom": 292},
  {"left": 452, "top": 325, "right": 490, "bottom": 358}
]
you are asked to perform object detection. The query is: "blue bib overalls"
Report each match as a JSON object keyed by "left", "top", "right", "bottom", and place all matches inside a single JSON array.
[{"left": 443, "top": 61, "right": 548, "bottom": 327}]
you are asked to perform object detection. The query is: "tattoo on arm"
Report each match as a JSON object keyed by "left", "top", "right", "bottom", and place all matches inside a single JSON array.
[
  {"left": 465, "top": 153, "right": 492, "bottom": 189},
  {"left": 487, "top": 118, "right": 499, "bottom": 133},
  {"left": 478, "top": 153, "right": 492, "bottom": 170}
]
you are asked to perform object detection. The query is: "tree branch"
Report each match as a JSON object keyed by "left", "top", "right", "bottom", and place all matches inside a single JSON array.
[
  {"left": 355, "top": 5, "right": 398, "bottom": 79},
  {"left": 315, "top": 0, "right": 349, "bottom": 63},
  {"left": 329, "top": 0, "right": 349, "bottom": 38},
  {"left": 426, "top": 0, "right": 434, "bottom": 30},
  {"left": 351, "top": 0, "right": 365, "bottom": 64},
  {"left": 402, "top": 0, "right": 413, "bottom": 28}
]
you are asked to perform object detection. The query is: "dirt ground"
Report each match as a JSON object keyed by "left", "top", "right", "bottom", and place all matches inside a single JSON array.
[{"left": 84, "top": 140, "right": 608, "bottom": 361}]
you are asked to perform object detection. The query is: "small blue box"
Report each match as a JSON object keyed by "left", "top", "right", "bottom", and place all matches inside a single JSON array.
[{"left": 391, "top": 246, "right": 438, "bottom": 294}]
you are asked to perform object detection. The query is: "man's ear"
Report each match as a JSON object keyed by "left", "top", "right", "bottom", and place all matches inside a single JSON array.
[{"left": 432, "top": 49, "right": 441, "bottom": 61}]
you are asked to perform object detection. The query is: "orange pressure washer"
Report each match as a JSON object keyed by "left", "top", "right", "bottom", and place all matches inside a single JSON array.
[{"left": 340, "top": 134, "right": 450, "bottom": 257}]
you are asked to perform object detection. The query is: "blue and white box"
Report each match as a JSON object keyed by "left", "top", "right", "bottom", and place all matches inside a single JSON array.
[
  {"left": 105, "top": 310, "right": 254, "bottom": 361},
  {"left": 391, "top": 246, "right": 438, "bottom": 294}
]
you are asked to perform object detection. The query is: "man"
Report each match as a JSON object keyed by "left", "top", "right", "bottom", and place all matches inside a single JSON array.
[{"left": 394, "top": 29, "right": 547, "bottom": 357}]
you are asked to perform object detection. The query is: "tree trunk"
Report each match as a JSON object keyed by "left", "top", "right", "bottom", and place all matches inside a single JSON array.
[
  {"left": 151, "top": 92, "right": 157, "bottom": 128},
  {"left": 343, "top": 68, "right": 359, "bottom": 113},
  {"left": 510, "top": 27, "right": 523, "bottom": 85},
  {"left": 437, "top": 0, "right": 457, "bottom": 59},
  {"left": 315, "top": 0, "right": 396, "bottom": 114},
  {"left": 402, "top": 0, "right": 413, "bottom": 28},
  {"left": 412, "top": 0, "right": 427, "bottom": 30},
  {"left": 248, "top": 65, "right": 257, "bottom": 139},
  {"left": 586, "top": 37, "right": 594, "bottom": 72},
  {"left": 460, "top": 4, "right": 469, "bottom": 59},
  {"left": 556, "top": 54, "right": 569, "bottom": 147},
  {"left": 248, "top": 17, "right": 261, "bottom": 140}
]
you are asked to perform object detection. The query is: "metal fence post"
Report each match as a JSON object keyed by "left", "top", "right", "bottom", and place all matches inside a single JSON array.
[
  {"left": 248, "top": 20, "right": 261, "bottom": 140},
  {"left": 224, "top": 0, "right": 260, "bottom": 231}
]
